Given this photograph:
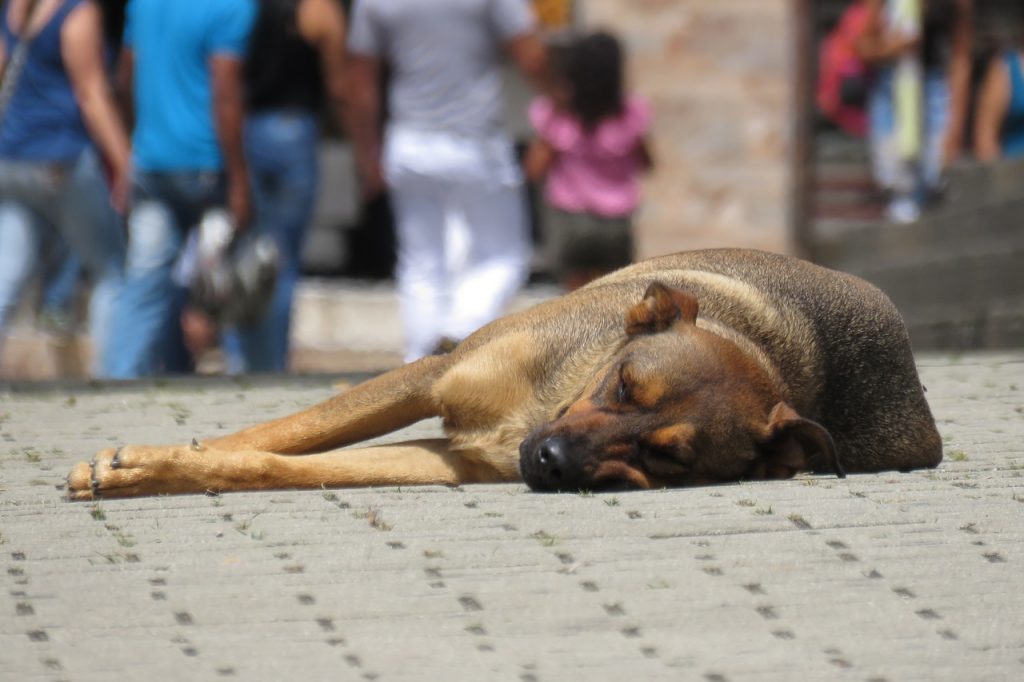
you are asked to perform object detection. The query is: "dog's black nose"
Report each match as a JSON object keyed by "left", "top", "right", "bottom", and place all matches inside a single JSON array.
[{"left": 530, "top": 436, "right": 582, "bottom": 491}]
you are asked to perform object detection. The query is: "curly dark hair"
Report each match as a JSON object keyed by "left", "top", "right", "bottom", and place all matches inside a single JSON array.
[{"left": 564, "top": 31, "right": 625, "bottom": 133}]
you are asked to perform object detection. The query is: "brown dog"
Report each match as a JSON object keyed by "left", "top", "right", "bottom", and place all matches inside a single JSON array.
[{"left": 67, "top": 249, "right": 942, "bottom": 500}]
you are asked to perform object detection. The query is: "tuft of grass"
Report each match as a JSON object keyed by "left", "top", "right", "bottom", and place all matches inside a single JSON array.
[
  {"left": 736, "top": 498, "right": 756, "bottom": 507},
  {"left": 948, "top": 450, "right": 968, "bottom": 462},
  {"left": 90, "top": 505, "right": 106, "bottom": 521},
  {"left": 166, "top": 402, "right": 191, "bottom": 426},
  {"left": 354, "top": 507, "right": 392, "bottom": 531},
  {"left": 233, "top": 511, "right": 266, "bottom": 537},
  {"left": 755, "top": 506, "right": 774, "bottom": 515},
  {"left": 603, "top": 497, "right": 620, "bottom": 507},
  {"left": 532, "top": 530, "right": 558, "bottom": 546},
  {"left": 112, "top": 531, "right": 135, "bottom": 548},
  {"left": 788, "top": 513, "right": 811, "bottom": 530}
]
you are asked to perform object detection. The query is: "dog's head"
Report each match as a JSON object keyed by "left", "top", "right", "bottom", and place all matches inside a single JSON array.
[{"left": 519, "top": 282, "right": 843, "bottom": 492}]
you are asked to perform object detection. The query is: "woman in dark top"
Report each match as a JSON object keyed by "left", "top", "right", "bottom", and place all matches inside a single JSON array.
[
  {"left": 974, "top": 32, "right": 1024, "bottom": 160},
  {"left": 224, "top": 0, "right": 349, "bottom": 374},
  {"left": 857, "top": 0, "right": 973, "bottom": 223}
]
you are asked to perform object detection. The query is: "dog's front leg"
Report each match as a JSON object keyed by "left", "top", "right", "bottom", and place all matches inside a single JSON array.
[
  {"left": 202, "top": 355, "right": 451, "bottom": 455},
  {"left": 66, "top": 439, "right": 510, "bottom": 500}
]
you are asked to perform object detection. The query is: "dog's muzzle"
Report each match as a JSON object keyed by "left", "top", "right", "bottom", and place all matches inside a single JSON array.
[{"left": 519, "top": 436, "right": 586, "bottom": 492}]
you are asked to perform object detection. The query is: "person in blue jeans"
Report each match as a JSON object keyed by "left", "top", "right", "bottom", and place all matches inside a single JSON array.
[
  {"left": 0, "top": 0, "right": 131, "bottom": 376},
  {"left": 222, "top": 0, "right": 349, "bottom": 374},
  {"left": 856, "top": 0, "right": 973, "bottom": 224},
  {"left": 973, "top": 45, "right": 1024, "bottom": 161},
  {"left": 105, "top": 0, "right": 256, "bottom": 378},
  {"left": 867, "top": 65, "right": 953, "bottom": 222},
  {"left": 38, "top": 241, "right": 82, "bottom": 337}
]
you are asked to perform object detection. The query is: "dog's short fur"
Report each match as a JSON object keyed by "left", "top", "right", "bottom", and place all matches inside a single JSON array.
[{"left": 67, "top": 249, "right": 942, "bottom": 500}]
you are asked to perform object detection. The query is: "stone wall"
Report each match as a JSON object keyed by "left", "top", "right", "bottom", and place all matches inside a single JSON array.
[
  {"left": 582, "top": 0, "right": 799, "bottom": 258},
  {"left": 816, "top": 159, "right": 1024, "bottom": 350}
]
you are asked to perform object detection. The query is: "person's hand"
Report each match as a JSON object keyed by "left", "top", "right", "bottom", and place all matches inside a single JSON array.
[
  {"left": 227, "top": 174, "right": 252, "bottom": 231},
  {"left": 885, "top": 30, "right": 921, "bottom": 57},
  {"left": 108, "top": 162, "right": 131, "bottom": 215}
]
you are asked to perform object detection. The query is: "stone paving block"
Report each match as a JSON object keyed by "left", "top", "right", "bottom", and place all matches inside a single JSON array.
[{"left": 1, "top": 352, "right": 1022, "bottom": 681}]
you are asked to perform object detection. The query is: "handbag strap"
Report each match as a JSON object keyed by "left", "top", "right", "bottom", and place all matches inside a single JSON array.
[{"left": 0, "top": 0, "right": 46, "bottom": 125}]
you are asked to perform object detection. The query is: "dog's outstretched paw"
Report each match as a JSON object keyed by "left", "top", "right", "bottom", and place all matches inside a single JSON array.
[
  {"left": 66, "top": 444, "right": 236, "bottom": 500},
  {"left": 66, "top": 459, "right": 96, "bottom": 501},
  {"left": 66, "top": 447, "right": 155, "bottom": 501}
]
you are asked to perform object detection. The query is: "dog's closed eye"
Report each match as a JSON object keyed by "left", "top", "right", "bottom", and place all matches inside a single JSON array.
[{"left": 616, "top": 363, "right": 635, "bottom": 404}]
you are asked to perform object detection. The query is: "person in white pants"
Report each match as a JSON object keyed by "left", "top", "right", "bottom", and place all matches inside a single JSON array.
[
  {"left": 384, "top": 126, "right": 529, "bottom": 361},
  {"left": 346, "top": 0, "right": 550, "bottom": 362}
]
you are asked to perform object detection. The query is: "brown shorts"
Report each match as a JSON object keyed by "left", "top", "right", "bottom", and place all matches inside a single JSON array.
[{"left": 541, "top": 205, "right": 635, "bottom": 277}]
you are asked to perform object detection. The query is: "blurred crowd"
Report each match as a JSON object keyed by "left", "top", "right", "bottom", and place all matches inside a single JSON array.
[
  {"left": 818, "top": 0, "right": 1024, "bottom": 223},
  {"left": 0, "top": 0, "right": 653, "bottom": 378},
  {"left": 11, "top": 0, "right": 1017, "bottom": 381}
]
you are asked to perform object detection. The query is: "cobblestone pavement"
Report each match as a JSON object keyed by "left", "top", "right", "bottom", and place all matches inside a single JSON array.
[{"left": 1, "top": 353, "right": 1022, "bottom": 681}]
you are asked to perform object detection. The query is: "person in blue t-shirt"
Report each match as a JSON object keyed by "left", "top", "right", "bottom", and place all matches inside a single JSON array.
[{"left": 105, "top": 0, "right": 256, "bottom": 378}]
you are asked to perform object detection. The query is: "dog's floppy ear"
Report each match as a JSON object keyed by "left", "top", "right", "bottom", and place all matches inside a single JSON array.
[
  {"left": 752, "top": 403, "right": 845, "bottom": 480},
  {"left": 625, "top": 282, "right": 699, "bottom": 337}
]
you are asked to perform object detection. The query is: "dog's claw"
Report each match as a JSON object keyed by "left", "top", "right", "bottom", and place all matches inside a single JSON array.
[
  {"left": 89, "top": 460, "right": 100, "bottom": 497},
  {"left": 191, "top": 438, "right": 200, "bottom": 451},
  {"left": 110, "top": 447, "right": 123, "bottom": 469}
]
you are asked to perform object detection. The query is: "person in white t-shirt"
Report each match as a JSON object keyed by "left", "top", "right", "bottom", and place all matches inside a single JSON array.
[{"left": 346, "top": 0, "right": 549, "bottom": 362}]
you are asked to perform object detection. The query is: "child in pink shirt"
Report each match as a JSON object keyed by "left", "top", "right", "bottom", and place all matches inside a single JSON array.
[{"left": 525, "top": 30, "right": 654, "bottom": 290}]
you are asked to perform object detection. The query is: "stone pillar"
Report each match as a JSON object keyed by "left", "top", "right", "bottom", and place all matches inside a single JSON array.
[{"left": 582, "top": 0, "right": 800, "bottom": 258}]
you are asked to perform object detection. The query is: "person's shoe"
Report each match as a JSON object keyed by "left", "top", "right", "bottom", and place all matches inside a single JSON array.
[{"left": 885, "top": 197, "right": 920, "bottom": 224}]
